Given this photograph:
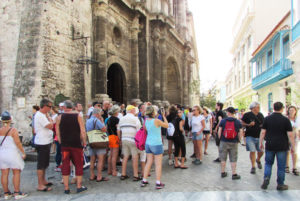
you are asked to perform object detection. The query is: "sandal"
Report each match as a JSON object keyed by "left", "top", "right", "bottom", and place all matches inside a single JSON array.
[
  {"left": 89, "top": 176, "right": 97, "bottom": 181},
  {"left": 45, "top": 182, "right": 53, "bottom": 187},
  {"left": 14, "top": 192, "right": 28, "bottom": 200},
  {"left": 180, "top": 166, "right": 188, "bottom": 169},
  {"left": 285, "top": 167, "right": 290, "bottom": 173},
  {"left": 120, "top": 175, "right": 129, "bottom": 180},
  {"left": 133, "top": 176, "right": 142, "bottom": 181},
  {"left": 4, "top": 192, "right": 12, "bottom": 200},
  {"left": 292, "top": 168, "right": 299, "bottom": 176},
  {"left": 64, "top": 189, "right": 70, "bottom": 194},
  {"left": 174, "top": 166, "right": 181, "bottom": 169},
  {"left": 96, "top": 177, "right": 109, "bottom": 182},
  {"left": 37, "top": 186, "right": 52, "bottom": 192}
]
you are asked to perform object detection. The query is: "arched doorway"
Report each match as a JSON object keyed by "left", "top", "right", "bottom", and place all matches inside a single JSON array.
[
  {"left": 166, "top": 57, "right": 181, "bottom": 104},
  {"left": 107, "top": 63, "right": 126, "bottom": 104}
]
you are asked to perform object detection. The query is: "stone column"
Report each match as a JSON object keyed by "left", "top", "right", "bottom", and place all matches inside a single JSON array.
[
  {"left": 152, "top": 26, "right": 162, "bottom": 101},
  {"left": 160, "top": 28, "right": 167, "bottom": 101},
  {"left": 183, "top": 43, "right": 191, "bottom": 105},
  {"left": 129, "top": 14, "right": 140, "bottom": 101},
  {"left": 92, "top": 2, "right": 108, "bottom": 97}
]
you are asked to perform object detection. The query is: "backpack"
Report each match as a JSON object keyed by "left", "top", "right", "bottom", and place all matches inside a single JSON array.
[
  {"left": 135, "top": 124, "right": 147, "bottom": 151},
  {"left": 223, "top": 120, "right": 237, "bottom": 139},
  {"left": 167, "top": 120, "right": 176, "bottom": 137}
]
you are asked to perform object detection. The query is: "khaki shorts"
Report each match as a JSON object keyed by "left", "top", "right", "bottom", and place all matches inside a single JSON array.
[
  {"left": 122, "top": 141, "right": 138, "bottom": 157},
  {"left": 219, "top": 141, "right": 238, "bottom": 163}
]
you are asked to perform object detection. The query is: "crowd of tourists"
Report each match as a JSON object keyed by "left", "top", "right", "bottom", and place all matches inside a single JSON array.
[{"left": 0, "top": 98, "right": 299, "bottom": 198}]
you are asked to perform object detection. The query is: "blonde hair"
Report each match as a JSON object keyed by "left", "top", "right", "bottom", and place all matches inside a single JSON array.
[{"left": 193, "top": 105, "right": 203, "bottom": 114}]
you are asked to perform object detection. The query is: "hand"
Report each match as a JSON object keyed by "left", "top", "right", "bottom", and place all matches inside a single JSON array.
[
  {"left": 22, "top": 153, "right": 26, "bottom": 160},
  {"left": 197, "top": 131, "right": 202, "bottom": 136},
  {"left": 249, "top": 121, "right": 255, "bottom": 126},
  {"left": 260, "top": 143, "right": 264, "bottom": 151}
]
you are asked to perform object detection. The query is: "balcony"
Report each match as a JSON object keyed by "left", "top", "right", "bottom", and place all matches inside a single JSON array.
[
  {"left": 252, "top": 59, "right": 293, "bottom": 90},
  {"left": 292, "top": 20, "right": 300, "bottom": 42}
]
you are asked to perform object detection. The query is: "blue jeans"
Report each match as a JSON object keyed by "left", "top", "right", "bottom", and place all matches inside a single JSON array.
[{"left": 264, "top": 150, "right": 287, "bottom": 185}]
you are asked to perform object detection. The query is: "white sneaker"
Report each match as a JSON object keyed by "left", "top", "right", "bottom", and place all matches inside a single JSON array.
[
  {"left": 14, "top": 192, "right": 28, "bottom": 200},
  {"left": 117, "top": 172, "right": 122, "bottom": 177},
  {"left": 168, "top": 159, "right": 173, "bottom": 166},
  {"left": 4, "top": 193, "right": 12, "bottom": 200}
]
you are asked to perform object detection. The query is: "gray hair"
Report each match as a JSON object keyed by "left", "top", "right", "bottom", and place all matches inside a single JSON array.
[
  {"left": 249, "top": 102, "right": 260, "bottom": 110},
  {"left": 40, "top": 99, "right": 51, "bottom": 108},
  {"left": 64, "top": 100, "right": 74, "bottom": 109},
  {"left": 108, "top": 105, "right": 120, "bottom": 115},
  {"left": 92, "top": 108, "right": 102, "bottom": 115}
]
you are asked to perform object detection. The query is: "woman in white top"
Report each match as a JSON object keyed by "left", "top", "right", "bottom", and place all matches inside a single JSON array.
[
  {"left": 0, "top": 111, "right": 27, "bottom": 199},
  {"left": 191, "top": 106, "right": 205, "bottom": 165},
  {"left": 202, "top": 107, "right": 213, "bottom": 155},
  {"left": 286, "top": 106, "right": 299, "bottom": 176}
]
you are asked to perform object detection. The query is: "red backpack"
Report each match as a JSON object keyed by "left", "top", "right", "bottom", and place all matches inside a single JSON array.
[{"left": 223, "top": 120, "right": 237, "bottom": 139}]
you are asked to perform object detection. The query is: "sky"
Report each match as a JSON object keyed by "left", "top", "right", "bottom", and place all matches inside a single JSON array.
[{"left": 188, "top": 0, "right": 243, "bottom": 93}]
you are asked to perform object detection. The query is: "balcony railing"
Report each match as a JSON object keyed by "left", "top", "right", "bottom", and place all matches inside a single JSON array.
[
  {"left": 292, "top": 20, "right": 300, "bottom": 42},
  {"left": 252, "top": 59, "right": 293, "bottom": 90}
]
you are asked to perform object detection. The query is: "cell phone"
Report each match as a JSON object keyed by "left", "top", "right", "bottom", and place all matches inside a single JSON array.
[{"left": 160, "top": 107, "right": 165, "bottom": 114}]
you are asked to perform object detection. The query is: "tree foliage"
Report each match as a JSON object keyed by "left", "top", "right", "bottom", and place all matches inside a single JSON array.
[
  {"left": 234, "top": 96, "right": 252, "bottom": 111},
  {"left": 200, "top": 87, "right": 216, "bottom": 110}
]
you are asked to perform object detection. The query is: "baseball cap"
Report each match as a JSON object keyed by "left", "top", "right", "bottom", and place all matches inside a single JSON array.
[
  {"left": 59, "top": 102, "right": 65, "bottom": 107},
  {"left": 1, "top": 111, "right": 11, "bottom": 121}
]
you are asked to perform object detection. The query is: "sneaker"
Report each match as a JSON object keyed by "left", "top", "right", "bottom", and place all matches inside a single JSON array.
[
  {"left": 232, "top": 174, "right": 241, "bottom": 180},
  {"left": 190, "top": 153, "right": 196, "bottom": 158},
  {"left": 261, "top": 178, "right": 270, "bottom": 190},
  {"left": 192, "top": 159, "right": 202, "bottom": 165},
  {"left": 213, "top": 158, "right": 221, "bottom": 163},
  {"left": 14, "top": 192, "right": 28, "bottom": 200},
  {"left": 140, "top": 180, "right": 149, "bottom": 187},
  {"left": 76, "top": 186, "right": 87, "bottom": 193},
  {"left": 156, "top": 182, "right": 165, "bottom": 189},
  {"left": 250, "top": 167, "right": 256, "bottom": 174},
  {"left": 64, "top": 189, "right": 70, "bottom": 195},
  {"left": 256, "top": 161, "right": 262, "bottom": 169},
  {"left": 4, "top": 192, "right": 12, "bottom": 200},
  {"left": 168, "top": 159, "right": 173, "bottom": 166},
  {"left": 277, "top": 184, "right": 288, "bottom": 191},
  {"left": 221, "top": 172, "right": 228, "bottom": 178}
]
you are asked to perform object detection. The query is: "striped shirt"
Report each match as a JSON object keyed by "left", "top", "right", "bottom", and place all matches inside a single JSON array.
[{"left": 118, "top": 113, "right": 141, "bottom": 142}]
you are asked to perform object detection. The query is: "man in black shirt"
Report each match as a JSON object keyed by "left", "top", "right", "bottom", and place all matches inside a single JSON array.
[
  {"left": 242, "top": 102, "right": 264, "bottom": 174},
  {"left": 213, "top": 102, "right": 226, "bottom": 163},
  {"left": 260, "top": 102, "right": 295, "bottom": 191}
]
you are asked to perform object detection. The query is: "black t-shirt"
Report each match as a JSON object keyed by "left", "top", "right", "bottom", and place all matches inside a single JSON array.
[
  {"left": 107, "top": 116, "right": 119, "bottom": 136},
  {"left": 102, "top": 110, "right": 108, "bottom": 120},
  {"left": 213, "top": 110, "right": 225, "bottom": 130},
  {"left": 174, "top": 117, "right": 183, "bottom": 137},
  {"left": 242, "top": 112, "right": 264, "bottom": 138},
  {"left": 262, "top": 113, "right": 293, "bottom": 151}
]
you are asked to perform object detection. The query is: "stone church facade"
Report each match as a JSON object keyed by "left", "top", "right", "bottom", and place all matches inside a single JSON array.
[{"left": 0, "top": 0, "right": 200, "bottom": 138}]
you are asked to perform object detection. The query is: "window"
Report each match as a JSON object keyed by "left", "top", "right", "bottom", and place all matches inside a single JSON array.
[
  {"left": 248, "top": 35, "right": 252, "bottom": 48},
  {"left": 268, "top": 93, "right": 273, "bottom": 113},
  {"left": 267, "top": 50, "right": 272, "bottom": 68},
  {"left": 249, "top": 65, "right": 252, "bottom": 80},
  {"left": 283, "top": 35, "right": 290, "bottom": 57}
]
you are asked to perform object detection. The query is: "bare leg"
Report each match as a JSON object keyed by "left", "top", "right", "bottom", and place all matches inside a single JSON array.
[
  {"left": 1, "top": 169, "right": 9, "bottom": 192},
  {"left": 193, "top": 140, "right": 198, "bottom": 158},
  {"left": 112, "top": 148, "right": 119, "bottom": 176},
  {"left": 89, "top": 155, "right": 96, "bottom": 179},
  {"left": 292, "top": 152, "right": 298, "bottom": 169},
  {"left": 37, "top": 170, "right": 48, "bottom": 189},
  {"left": 250, "top": 152, "right": 256, "bottom": 168},
  {"left": 168, "top": 140, "right": 173, "bottom": 160},
  {"left": 154, "top": 154, "right": 163, "bottom": 182},
  {"left": 12, "top": 169, "right": 21, "bottom": 193},
  {"left": 97, "top": 155, "right": 105, "bottom": 179},
  {"left": 231, "top": 162, "right": 237, "bottom": 175},
  {"left": 286, "top": 151, "right": 290, "bottom": 168},
  {"left": 143, "top": 154, "right": 154, "bottom": 180},
  {"left": 76, "top": 175, "right": 83, "bottom": 189},
  {"left": 132, "top": 155, "right": 139, "bottom": 177},
  {"left": 62, "top": 175, "right": 69, "bottom": 190},
  {"left": 204, "top": 135, "right": 210, "bottom": 153},
  {"left": 181, "top": 157, "right": 186, "bottom": 167},
  {"left": 122, "top": 155, "right": 129, "bottom": 176},
  {"left": 221, "top": 161, "right": 226, "bottom": 173},
  {"left": 107, "top": 150, "right": 112, "bottom": 175},
  {"left": 196, "top": 140, "right": 203, "bottom": 161},
  {"left": 257, "top": 151, "right": 264, "bottom": 162},
  {"left": 174, "top": 157, "right": 179, "bottom": 166}
]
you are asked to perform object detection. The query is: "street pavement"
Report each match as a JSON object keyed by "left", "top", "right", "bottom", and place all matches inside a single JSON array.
[{"left": 1, "top": 139, "right": 300, "bottom": 201}]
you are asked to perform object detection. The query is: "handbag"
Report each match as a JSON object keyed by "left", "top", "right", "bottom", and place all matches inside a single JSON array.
[{"left": 87, "top": 120, "right": 109, "bottom": 149}]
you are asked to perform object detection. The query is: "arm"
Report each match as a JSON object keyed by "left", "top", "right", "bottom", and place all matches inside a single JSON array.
[
  {"left": 11, "top": 128, "right": 26, "bottom": 159},
  {"left": 242, "top": 120, "right": 255, "bottom": 127},
  {"left": 197, "top": 119, "right": 205, "bottom": 135},
  {"left": 56, "top": 115, "right": 61, "bottom": 144},
  {"left": 179, "top": 120, "right": 184, "bottom": 132},
  {"left": 155, "top": 115, "right": 169, "bottom": 128},
  {"left": 288, "top": 131, "right": 295, "bottom": 153},
  {"left": 210, "top": 117, "right": 213, "bottom": 133},
  {"left": 78, "top": 115, "right": 87, "bottom": 147},
  {"left": 238, "top": 128, "right": 242, "bottom": 142},
  {"left": 214, "top": 116, "right": 223, "bottom": 132},
  {"left": 45, "top": 113, "right": 54, "bottom": 129},
  {"left": 259, "top": 129, "right": 266, "bottom": 151},
  {"left": 218, "top": 127, "right": 223, "bottom": 140}
]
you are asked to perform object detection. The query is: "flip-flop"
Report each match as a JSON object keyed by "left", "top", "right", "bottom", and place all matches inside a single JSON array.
[
  {"left": 89, "top": 176, "right": 97, "bottom": 181},
  {"left": 180, "top": 166, "right": 188, "bottom": 169},
  {"left": 37, "top": 186, "right": 52, "bottom": 192},
  {"left": 45, "top": 182, "right": 53, "bottom": 187},
  {"left": 120, "top": 175, "right": 129, "bottom": 180},
  {"left": 133, "top": 176, "right": 142, "bottom": 181},
  {"left": 96, "top": 177, "right": 109, "bottom": 182},
  {"left": 174, "top": 166, "right": 181, "bottom": 169}
]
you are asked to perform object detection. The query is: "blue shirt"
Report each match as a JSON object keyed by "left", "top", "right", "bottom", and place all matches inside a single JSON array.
[
  {"left": 181, "top": 113, "right": 186, "bottom": 121},
  {"left": 86, "top": 116, "right": 105, "bottom": 132},
  {"left": 145, "top": 119, "right": 162, "bottom": 146}
]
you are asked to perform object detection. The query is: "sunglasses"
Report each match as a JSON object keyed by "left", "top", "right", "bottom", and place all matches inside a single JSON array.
[{"left": 46, "top": 105, "right": 52, "bottom": 108}]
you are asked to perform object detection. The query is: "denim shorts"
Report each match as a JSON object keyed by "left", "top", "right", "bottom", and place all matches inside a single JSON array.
[
  {"left": 246, "top": 136, "right": 261, "bottom": 152},
  {"left": 145, "top": 144, "right": 164, "bottom": 155},
  {"left": 192, "top": 132, "right": 204, "bottom": 141}
]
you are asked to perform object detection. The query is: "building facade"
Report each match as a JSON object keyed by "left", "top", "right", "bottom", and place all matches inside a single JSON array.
[
  {"left": 0, "top": 0, "right": 200, "bottom": 138},
  {"left": 224, "top": 0, "right": 291, "bottom": 113}
]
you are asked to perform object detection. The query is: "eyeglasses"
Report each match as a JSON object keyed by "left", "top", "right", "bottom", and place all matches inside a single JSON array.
[{"left": 46, "top": 105, "right": 52, "bottom": 108}]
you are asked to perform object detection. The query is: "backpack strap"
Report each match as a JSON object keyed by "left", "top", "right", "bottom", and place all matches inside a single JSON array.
[{"left": 0, "top": 128, "right": 12, "bottom": 146}]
